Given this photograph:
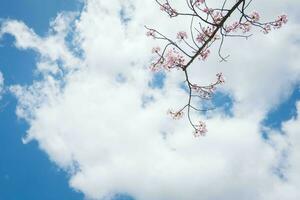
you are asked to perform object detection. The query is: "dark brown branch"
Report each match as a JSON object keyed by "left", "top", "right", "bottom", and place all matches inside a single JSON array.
[{"left": 182, "top": 0, "right": 244, "bottom": 71}]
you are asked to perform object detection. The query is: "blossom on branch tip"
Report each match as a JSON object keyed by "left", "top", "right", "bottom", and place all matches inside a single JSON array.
[
  {"left": 152, "top": 47, "right": 161, "bottom": 54},
  {"left": 191, "top": 84, "right": 213, "bottom": 99},
  {"left": 160, "top": 2, "right": 178, "bottom": 17},
  {"left": 146, "top": 29, "right": 156, "bottom": 38},
  {"left": 250, "top": 11, "right": 260, "bottom": 22},
  {"left": 273, "top": 14, "right": 288, "bottom": 29},
  {"left": 167, "top": 109, "right": 184, "bottom": 120},
  {"left": 194, "top": 121, "right": 207, "bottom": 137}
]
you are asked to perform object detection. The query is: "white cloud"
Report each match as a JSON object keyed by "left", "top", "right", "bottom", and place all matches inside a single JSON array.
[
  {"left": 2, "top": 0, "right": 300, "bottom": 199},
  {"left": 263, "top": 101, "right": 300, "bottom": 200},
  {"left": 0, "top": 14, "right": 81, "bottom": 74}
]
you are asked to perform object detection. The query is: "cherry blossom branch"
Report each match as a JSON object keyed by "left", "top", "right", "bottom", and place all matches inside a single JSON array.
[{"left": 146, "top": 0, "right": 287, "bottom": 137}]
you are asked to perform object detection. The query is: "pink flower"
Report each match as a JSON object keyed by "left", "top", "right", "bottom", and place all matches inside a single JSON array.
[
  {"left": 194, "top": 0, "right": 205, "bottom": 6},
  {"left": 146, "top": 29, "right": 156, "bottom": 38},
  {"left": 261, "top": 14, "right": 287, "bottom": 33},
  {"left": 167, "top": 109, "right": 184, "bottom": 120},
  {"left": 239, "top": 22, "right": 251, "bottom": 33},
  {"left": 196, "top": 26, "right": 216, "bottom": 43},
  {"left": 194, "top": 121, "right": 207, "bottom": 137},
  {"left": 199, "top": 49, "right": 210, "bottom": 60},
  {"left": 212, "top": 11, "right": 223, "bottom": 23},
  {"left": 163, "top": 49, "right": 185, "bottom": 69},
  {"left": 273, "top": 14, "right": 288, "bottom": 29},
  {"left": 225, "top": 21, "right": 240, "bottom": 33},
  {"left": 196, "top": 33, "right": 205, "bottom": 43},
  {"left": 278, "top": 14, "right": 288, "bottom": 24},
  {"left": 191, "top": 84, "right": 213, "bottom": 99},
  {"left": 262, "top": 24, "right": 271, "bottom": 34},
  {"left": 203, "top": 8, "right": 212, "bottom": 14},
  {"left": 152, "top": 47, "right": 161, "bottom": 54},
  {"left": 250, "top": 11, "right": 260, "bottom": 22},
  {"left": 160, "top": 3, "right": 178, "bottom": 17},
  {"left": 177, "top": 31, "right": 188, "bottom": 41}
]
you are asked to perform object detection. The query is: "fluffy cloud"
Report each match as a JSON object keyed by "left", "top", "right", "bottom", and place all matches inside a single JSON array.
[
  {"left": 2, "top": 0, "right": 300, "bottom": 199},
  {"left": 263, "top": 100, "right": 300, "bottom": 200},
  {"left": 0, "top": 13, "right": 81, "bottom": 74}
]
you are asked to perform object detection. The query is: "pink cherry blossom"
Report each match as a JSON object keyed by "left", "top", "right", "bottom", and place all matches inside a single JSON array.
[
  {"left": 196, "top": 26, "right": 216, "bottom": 43},
  {"left": 194, "top": 121, "right": 207, "bottom": 137},
  {"left": 163, "top": 49, "right": 185, "bottom": 69},
  {"left": 199, "top": 49, "right": 210, "bottom": 60},
  {"left": 239, "top": 22, "right": 251, "bottom": 33},
  {"left": 146, "top": 29, "right": 156, "bottom": 38},
  {"left": 278, "top": 14, "right": 288, "bottom": 24},
  {"left": 202, "top": 8, "right": 212, "bottom": 14},
  {"left": 167, "top": 109, "right": 184, "bottom": 120},
  {"left": 177, "top": 31, "right": 188, "bottom": 41},
  {"left": 212, "top": 11, "right": 223, "bottom": 23},
  {"left": 152, "top": 47, "right": 161, "bottom": 54},
  {"left": 194, "top": 0, "right": 205, "bottom": 6},
  {"left": 250, "top": 11, "right": 260, "bottom": 22},
  {"left": 224, "top": 21, "right": 240, "bottom": 33},
  {"left": 160, "top": 3, "right": 178, "bottom": 17},
  {"left": 273, "top": 14, "right": 288, "bottom": 29},
  {"left": 262, "top": 24, "right": 271, "bottom": 34}
]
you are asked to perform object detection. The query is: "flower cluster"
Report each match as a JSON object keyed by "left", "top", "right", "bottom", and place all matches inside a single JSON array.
[
  {"left": 191, "top": 84, "right": 214, "bottom": 99},
  {"left": 239, "top": 22, "right": 252, "bottom": 33},
  {"left": 224, "top": 12, "right": 287, "bottom": 35},
  {"left": 160, "top": 2, "right": 178, "bottom": 17},
  {"left": 164, "top": 49, "right": 185, "bottom": 69},
  {"left": 177, "top": 31, "right": 188, "bottom": 41},
  {"left": 225, "top": 21, "right": 252, "bottom": 33},
  {"left": 273, "top": 14, "right": 288, "bottom": 29},
  {"left": 212, "top": 11, "right": 223, "bottom": 23},
  {"left": 224, "top": 22, "right": 239, "bottom": 33},
  {"left": 191, "top": 73, "right": 225, "bottom": 98},
  {"left": 194, "top": 121, "right": 207, "bottom": 137},
  {"left": 167, "top": 109, "right": 184, "bottom": 120},
  {"left": 196, "top": 26, "right": 218, "bottom": 43},
  {"left": 262, "top": 14, "right": 288, "bottom": 34},
  {"left": 150, "top": 49, "right": 186, "bottom": 72},
  {"left": 199, "top": 48, "right": 210, "bottom": 60}
]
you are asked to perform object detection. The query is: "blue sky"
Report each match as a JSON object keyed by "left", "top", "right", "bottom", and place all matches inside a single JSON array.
[
  {"left": 0, "top": 0, "right": 300, "bottom": 200},
  {"left": 0, "top": 0, "right": 84, "bottom": 199}
]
